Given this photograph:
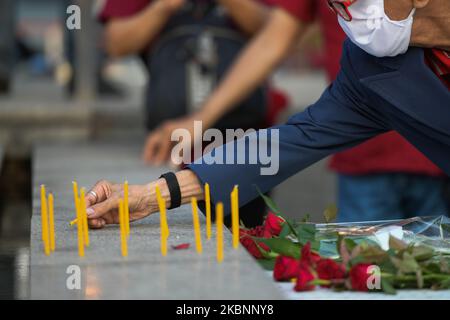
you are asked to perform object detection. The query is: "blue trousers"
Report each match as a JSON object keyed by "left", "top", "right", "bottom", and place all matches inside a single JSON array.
[{"left": 337, "top": 174, "right": 448, "bottom": 222}]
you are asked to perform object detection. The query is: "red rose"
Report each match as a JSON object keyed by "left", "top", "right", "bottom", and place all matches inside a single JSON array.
[
  {"left": 239, "top": 228, "right": 269, "bottom": 259},
  {"left": 273, "top": 256, "right": 300, "bottom": 282},
  {"left": 349, "top": 263, "right": 372, "bottom": 292},
  {"left": 316, "top": 259, "right": 346, "bottom": 287},
  {"left": 300, "top": 242, "right": 321, "bottom": 266},
  {"left": 263, "top": 212, "right": 285, "bottom": 238},
  {"left": 294, "top": 263, "right": 316, "bottom": 291}
]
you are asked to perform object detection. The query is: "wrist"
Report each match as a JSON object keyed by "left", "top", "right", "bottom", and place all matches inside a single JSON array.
[
  {"left": 147, "top": 178, "right": 171, "bottom": 210},
  {"left": 176, "top": 170, "right": 205, "bottom": 202},
  {"left": 196, "top": 107, "right": 220, "bottom": 129}
]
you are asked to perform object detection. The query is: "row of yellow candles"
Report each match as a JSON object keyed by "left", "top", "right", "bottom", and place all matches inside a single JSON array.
[
  {"left": 45, "top": 181, "right": 239, "bottom": 260},
  {"left": 40, "top": 185, "right": 55, "bottom": 255},
  {"left": 155, "top": 183, "right": 239, "bottom": 262}
]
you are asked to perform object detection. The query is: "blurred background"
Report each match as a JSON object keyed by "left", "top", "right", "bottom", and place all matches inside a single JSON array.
[{"left": 0, "top": 0, "right": 338, "bottom": 299}]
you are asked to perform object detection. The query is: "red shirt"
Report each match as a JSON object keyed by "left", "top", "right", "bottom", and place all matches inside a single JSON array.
[
  {"left": 271, "top": 0, "right": 446, "bottom": 176},
  {"left": 97, "top": 0, "right": 150, "bottom": 23},
  {"left": 426, "top": 49, "right": 450, "bottom": 90}
]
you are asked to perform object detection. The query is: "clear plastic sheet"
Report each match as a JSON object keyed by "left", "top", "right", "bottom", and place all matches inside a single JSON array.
[{"left": 316, "top": 216, "right": 450, "bottom": 257}]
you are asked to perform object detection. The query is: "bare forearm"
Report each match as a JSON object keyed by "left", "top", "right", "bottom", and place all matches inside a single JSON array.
[
  {"left": 198, "top": 9, "right": 304, "bottom": 127},
  {"left": 104, "top": 1, "right": 174, "bottom": 57},
  {"left": 218, "top": 0, "right": 270, "bottom": 35}
]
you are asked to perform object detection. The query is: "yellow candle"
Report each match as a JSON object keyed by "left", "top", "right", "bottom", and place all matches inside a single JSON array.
[
  {"left": 69, "top": 218, "right": 77, "bottom": 226},
  {"left": 40, "top": 185, "right": 50, "bottom": 256},
  {"left": 155, "top": 185, "right": 169, "bottom": 238},
  {"left": 72, "top": 181, "right": 80, "bottom": 220},
  {"left": 48, "top": 193, "right": 55, "bottom": 252},
  {"left": 80, "top": 188, "right": 90, "bottom": 247},
  {"left": 216, "top": 202, "right": 224, "bottom": 263},
  {"left": 119, "top": 199, "right": 128, "bottom": 257},
  {"left": 191, "top": 197, "right": 203, "bottom": 254},
  {"left": 204, "top": 183, "right": 212, "bottom": 240},
  {"left": 76, "top": 196, "right": 85, "bottom": 258},
  {"left": 124, "top": 181, "right": 130, "bottom": 236},
  {"left": 231, "top": 186, "right": 240, "bottom": 249},
  {"left": 155, "top": 185, "right": 168, "bottom": 256}
]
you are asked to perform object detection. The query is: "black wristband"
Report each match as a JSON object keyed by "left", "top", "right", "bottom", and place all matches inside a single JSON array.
[{"left": 159, "top": 172, "right": 182, "bottom": 209}]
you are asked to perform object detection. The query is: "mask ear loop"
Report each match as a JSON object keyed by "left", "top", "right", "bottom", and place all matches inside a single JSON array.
[{"left": 384, "top": 7, "right": 416, "bottom": 25}]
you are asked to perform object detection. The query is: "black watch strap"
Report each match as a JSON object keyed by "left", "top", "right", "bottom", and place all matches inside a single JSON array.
[{"left": 159, "top": 172, "right": 181, "bottom": 209}]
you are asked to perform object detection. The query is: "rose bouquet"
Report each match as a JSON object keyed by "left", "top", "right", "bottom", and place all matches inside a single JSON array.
[{"left": 239, "top": 191, "right": 450, "bottom": 294}]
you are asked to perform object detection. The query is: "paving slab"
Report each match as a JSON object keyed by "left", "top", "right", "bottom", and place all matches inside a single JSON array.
[{"left": 30, "top": 142, "right": 283, "bottom": 299}]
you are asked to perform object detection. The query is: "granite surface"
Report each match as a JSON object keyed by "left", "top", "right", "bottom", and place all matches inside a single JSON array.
[
  {"left": 30, "top": 142, "right": 450, "bottom": 300},
  {"left": 30, "top": 142, "right": 283, "bottom": 299}
]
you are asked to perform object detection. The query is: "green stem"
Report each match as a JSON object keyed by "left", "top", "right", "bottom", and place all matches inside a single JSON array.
[{"left": 381, "top": 273, "right": 450, "bottom": 281}]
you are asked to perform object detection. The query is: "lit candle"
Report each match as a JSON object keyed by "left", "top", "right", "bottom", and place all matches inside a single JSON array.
[
  {"left": 191, "top": 197, "right": 202, "bottom": 254},
  {"left": 76, "top": 196, "right": 85, "bottom": 258},
  {"left": 124, "top": 181, "right": 130, "bottom": 236},
  {"left": 231, "top": 186, "right": 240, "bottom": 249},
  {"left": 155, "top": 185, "right": 168, "bottom": 256},
  {"left": 119, "top": 199, "right": 128, "bottom": 257},
  {"left": 204, "top": 183, "right": 211, "bottom": 240},
  {"left": 80, "top": 188, "right": 90, "bottom": 247},
  {"left": 48, "top": 193, "right": 55, "bottom": 252},
  {"left": 40, "top": 185, "right": 50, "bottom": 256},
  {"left": 216, "top": 202, "right": 224, "bottom": 263}
]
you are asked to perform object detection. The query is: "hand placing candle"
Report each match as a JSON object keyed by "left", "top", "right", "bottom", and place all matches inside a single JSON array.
[{"left": 83, "top": 171, "right": 204, "bottom": 229}]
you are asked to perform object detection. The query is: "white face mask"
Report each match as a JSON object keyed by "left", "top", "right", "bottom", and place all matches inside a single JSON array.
[{"left": 338, "top": 0, "right": 416, "bottom": 57}]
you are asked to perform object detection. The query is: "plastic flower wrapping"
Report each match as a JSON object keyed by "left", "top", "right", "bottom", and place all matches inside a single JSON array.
[
  {"left": 239, "top": 191, "right": 450, "bottom": 293},
  {"left": 316, "top": 216, "right": 450, "bottom": 258}
]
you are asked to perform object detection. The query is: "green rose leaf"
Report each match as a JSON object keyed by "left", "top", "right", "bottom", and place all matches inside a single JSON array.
[
  {"left": 391, "top": 252, "right": 419, "bottom": 274},
  {"left": 381, "top": 278, "right": 396, "bottom": 295},
  {"left": 255, "top": 185, "right": 282, "bottom": 216},
  {"left": 254, "top": 237, "right": 301, "bottom": 259},
  {"left": 278, "top": 222, "right": 292, "bottom": 238},
  {"left": 389, "top": 236, "right": 408, "bottom": 251},
  {"left": 410, "top": 245, "right": 435, "bottom": 261},
  {"left": 257, "top": 258, "right": 277, "bottom": 271},
  {"left": 295, "top": 223, "right": 319, "bottom": 250}
]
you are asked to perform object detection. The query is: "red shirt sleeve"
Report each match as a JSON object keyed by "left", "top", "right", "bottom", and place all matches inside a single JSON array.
[
  {"left": 97, "top": 0, "right": 151, "bottom": 23},
  {"left": 265, "top": 0, "right": 316, "bottom": 23}
]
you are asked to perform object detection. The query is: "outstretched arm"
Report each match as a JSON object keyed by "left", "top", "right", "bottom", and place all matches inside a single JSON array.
[
  {"left": 86, "top": 50, "right": 388, "bottom": 227},
  {"left": 143, "top": 8, "right": 306, "bottom": 164},
  {"left": 218, "top": 0, "right": 271, "bottom": 36},
  {"left": 103, "top": 0, "right": 185, "bottom": 57}
]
